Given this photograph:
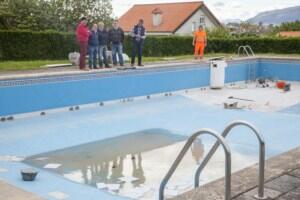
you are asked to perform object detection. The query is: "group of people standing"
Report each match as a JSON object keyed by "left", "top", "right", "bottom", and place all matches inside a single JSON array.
[{"left": 76, "top": 17, "right": 146, "bottom": 71}]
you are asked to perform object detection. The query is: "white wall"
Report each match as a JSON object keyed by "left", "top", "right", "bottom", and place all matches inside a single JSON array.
[{"left": 175, "top": 8, "right": 219, "bottom": 35}]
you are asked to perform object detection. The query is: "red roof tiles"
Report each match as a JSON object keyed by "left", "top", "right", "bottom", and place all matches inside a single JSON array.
[
  {"left": 118, "top": 1, "right": 205, "bottom": 33},
  {"left": 279, "top": 31, "right": 300, "bottom": 37}
]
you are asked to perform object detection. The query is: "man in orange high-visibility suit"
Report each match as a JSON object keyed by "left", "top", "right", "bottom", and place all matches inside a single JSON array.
[{"left": 193, "top": 25, "right": 207, "bottom": 60}]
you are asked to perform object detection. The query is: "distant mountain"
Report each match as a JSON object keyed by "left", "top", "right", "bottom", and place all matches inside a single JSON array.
[{"left": 248, "top": 6, "right": 300, "bottom": 25}]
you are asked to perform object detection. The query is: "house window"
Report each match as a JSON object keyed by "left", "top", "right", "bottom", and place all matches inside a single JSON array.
[
  {"left": 199, "top": 16, "right": 205, "bottom": 26},
  {"left": 192, "top": 22, "right": 196, "bottom": 32}
]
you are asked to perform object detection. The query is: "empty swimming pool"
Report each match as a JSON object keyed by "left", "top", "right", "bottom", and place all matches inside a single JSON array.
[{"left": 0, "top": 58, "right": 300, "bottom": 200}]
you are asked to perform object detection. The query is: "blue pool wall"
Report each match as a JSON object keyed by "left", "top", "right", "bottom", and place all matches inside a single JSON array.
[{"left": 0, "top": 58, "right": 299, "bottom": 116}]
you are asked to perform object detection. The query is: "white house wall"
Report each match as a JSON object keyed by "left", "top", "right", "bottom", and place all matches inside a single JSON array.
[{"left": 175, "top": 8, "right": 218, "bottom": 35}]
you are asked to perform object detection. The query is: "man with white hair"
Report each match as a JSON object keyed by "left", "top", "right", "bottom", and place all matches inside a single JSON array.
[{"left": 98, "top": 22, "right": 110, "bottom": 68}]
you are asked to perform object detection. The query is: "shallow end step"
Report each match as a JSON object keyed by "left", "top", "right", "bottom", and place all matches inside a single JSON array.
[{"left": 0, "top": 180, "right": 43, "bottom": 200}]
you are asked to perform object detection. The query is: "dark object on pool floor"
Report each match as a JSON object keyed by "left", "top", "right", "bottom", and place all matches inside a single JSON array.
[
  {"left": 258, "top": 78, "right": 266, "bottom": 84},
  {"left": 7, "top": 116, "right": 14, "bottom": 121},
  {"left": 40, "top": 112, "right": 46, "bottom": 116},
  {"left": 224, "top": 102, "right": 238, "bottom": 109},
  {"left": 147, "top": 95, "right": 151, "bottom": 99},
  {"left": 284, "top": 83, "right": 291, "bottom": 92},
  {"left": 165, "top": 93, "right": 169, "bottom": 96},
  {"left": 21, "top": 168, "right": 38, "bottom": 181},
  {"left": 99, "top": 102, "right": 104, "bottom": 106},
  {"left": 228, "top": 96, "right": 255, "bottom": 102},
  {"left": 75, "top": 106, "right": 80, "bottom": 110},
  {"left": 1, "top": 117, "right": 6, "bottom": 122},
  {"left": 69, "top": 107, "right": 74, "bottom": 111}
]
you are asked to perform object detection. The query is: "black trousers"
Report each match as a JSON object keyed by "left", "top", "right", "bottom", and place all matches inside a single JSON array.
[{"left": 131, "top": 40, "right": 143, "bottom": 65}]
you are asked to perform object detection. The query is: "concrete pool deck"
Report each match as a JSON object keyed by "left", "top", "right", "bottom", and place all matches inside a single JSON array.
[
  {"left": 0, "top": 180, "right": 43, "bottom": 200},
  {"left": 172, "top": 146, "right": 300, "bottom": 200}
]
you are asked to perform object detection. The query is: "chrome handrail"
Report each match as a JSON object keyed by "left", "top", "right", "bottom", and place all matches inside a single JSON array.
[
  {"left": 159, "top": 128, "right": 231, "bottom": 200},
  {"left": 245, "top": 45, "right": 256, "bottom": 57},
  {"left": 194, "top": 121, "right": 267, "bottom": 200},
  {"left": 238, "top": 45, "right": 255, "bottom": 57},
  {"left": 238, "top": 46, "right": 249, "bottom": 57}
]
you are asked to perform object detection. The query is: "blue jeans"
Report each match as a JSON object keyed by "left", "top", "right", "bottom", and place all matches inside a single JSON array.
[
  {"left": 131, "top": 40, "right": 144, "bottom": 65},
  {"left": 111, "top": 43, "right": 124, "bottom": 65},
  {"left": 88, "top": 45, "right": 98, "bottom": 68},
  {"left": 98, "top": 45, "right": 108, "bottom": 67}
]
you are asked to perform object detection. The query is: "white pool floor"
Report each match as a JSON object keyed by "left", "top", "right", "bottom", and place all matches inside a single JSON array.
[{"left": 183, "top": 81, "right": 300, "bottom": 112}]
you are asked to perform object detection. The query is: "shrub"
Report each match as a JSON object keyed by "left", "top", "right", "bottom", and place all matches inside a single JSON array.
[
  {"left": 0, "top": 30, "right": 300, "bottom": 61},
  {"left": 0, "top": 30, "right": 78, "bottom": 60}
]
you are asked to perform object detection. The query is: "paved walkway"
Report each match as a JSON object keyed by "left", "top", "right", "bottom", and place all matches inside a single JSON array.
[{"left": 172, "top": 146, "right": 300, "bottom": 200}]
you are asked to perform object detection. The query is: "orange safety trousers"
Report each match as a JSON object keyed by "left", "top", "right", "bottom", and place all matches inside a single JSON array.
[{"left": 194, "top": 42, "right": 205, "bottom": 57}]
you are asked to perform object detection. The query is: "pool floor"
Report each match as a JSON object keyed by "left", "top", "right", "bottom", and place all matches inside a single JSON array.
[
  {"left": 24, "top": 129, "right": 258, "bottom": 199},
  {"left": 1, "top": 93, "right": 300, "bottom": 200}
]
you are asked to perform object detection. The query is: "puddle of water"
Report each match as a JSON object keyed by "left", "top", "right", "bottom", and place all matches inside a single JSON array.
[{"left": 24, "top": 129, "right": 257, "bottom": 199}]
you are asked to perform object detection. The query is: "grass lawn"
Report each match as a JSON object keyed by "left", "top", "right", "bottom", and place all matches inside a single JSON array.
[
  {"left": 0, "top": 53, "right": 300, "bottom": 71},
  {"left": 0, "top": 60, "right": 69, "bottom": 71}
]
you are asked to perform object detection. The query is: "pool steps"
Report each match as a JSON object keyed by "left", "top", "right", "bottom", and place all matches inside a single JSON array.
[{"left": 159, "top": 120, "right": 268, "bottom": 200}]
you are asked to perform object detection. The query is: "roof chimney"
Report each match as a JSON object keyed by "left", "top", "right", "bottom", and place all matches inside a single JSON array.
[{"left": 152, "top": 8, "right": 163, "bottom": 26}]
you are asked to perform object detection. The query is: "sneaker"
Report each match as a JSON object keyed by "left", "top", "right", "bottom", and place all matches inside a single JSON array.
[{"left": 138, "top": 64, "right": 144, "bottom": 67}]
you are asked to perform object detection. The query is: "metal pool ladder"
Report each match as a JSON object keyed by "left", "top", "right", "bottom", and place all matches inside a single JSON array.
[
  {"left": 159, "top": 121, "right": 268, "bottom": 200},
  {"left": 238, "top": 45, "right": 255, "bottom": 57},
  {"left": 238, "top": 45, "right": 256, "bottom": 82},
  {"left": 159, "top": 128, "right": 232, "bottom": 200}
]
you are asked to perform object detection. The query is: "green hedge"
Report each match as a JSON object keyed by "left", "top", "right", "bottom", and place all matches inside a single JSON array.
[
  {"left": 0, "top": 30, "right": 300, "bottom": 61},
  {"left": 0, "top": 30, "right": 78, "bottom": 60}
]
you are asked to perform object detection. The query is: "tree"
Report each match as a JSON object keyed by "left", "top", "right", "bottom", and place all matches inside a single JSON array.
[
  {"left": 50, "top": 0, "right": 113, "bottom": 32},
  {"left": 0, "top": 0, "right": 15, "bottom": 29},
  {"left": 1, "top": 0, "right": 113, "bottom": 31},
  {"left": 274, "top": 21, "right": 300, "bottom": 32}
]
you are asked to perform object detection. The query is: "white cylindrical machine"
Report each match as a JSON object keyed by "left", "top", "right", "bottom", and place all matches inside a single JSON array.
[{"left": 210, "top": 60, "right": 227, "bottom": 89}]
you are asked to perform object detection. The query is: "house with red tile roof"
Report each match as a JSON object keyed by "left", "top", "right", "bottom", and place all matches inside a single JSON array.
[
  {"left": 118, "top": 1, "right": 222, "bottom": 35},
  {"left": 278, "top": 31, "right": 300, "bottom": 38}
]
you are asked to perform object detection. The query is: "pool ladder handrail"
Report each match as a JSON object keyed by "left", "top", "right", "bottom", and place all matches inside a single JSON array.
[
  {"left": 194, "top": 120, "right": 268, "bottom": 200},
  {"left": 159, "top": 128, "right": 232, "bottom": 200},
  {"left": 238, "top": 45, "right": 256, "bottom": 57}
]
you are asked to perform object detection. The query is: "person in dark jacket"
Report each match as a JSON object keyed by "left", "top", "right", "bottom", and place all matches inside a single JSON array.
[
  {"left": 76, "top": 17, "right": 89, "bottom": 70},
  {"left": 131, "top": 19, "right": 146, "bottom": 67},
  {"left": 88, "top": 24, "right": 99, "bottom": 69},
  {"left": 108, "top": 20, "right": 125, "bottom": 66},
  {"left": 98, "top": 22, "right": 110, "bottom": 68}
]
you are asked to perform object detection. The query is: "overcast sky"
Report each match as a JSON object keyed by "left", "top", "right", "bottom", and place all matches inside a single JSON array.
[{"left": 111, "top": 0, "right": 300, "bottom": 21}]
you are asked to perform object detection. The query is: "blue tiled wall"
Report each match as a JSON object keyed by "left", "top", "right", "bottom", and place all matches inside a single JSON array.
[
  {"left": 0, "top": 59, "right": 299, "bottom": 116},
  {"left": 258, "top": 60, "right": 300, "bottom": 81}
]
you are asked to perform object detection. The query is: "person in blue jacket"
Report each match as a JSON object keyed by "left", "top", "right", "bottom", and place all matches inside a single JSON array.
[
  {"left": 131, "top": 19, "right": 146, "bottom": 67},
  {"left": 88, "top": 24, "right": 99, "bottom": 69},
  {"left": 98, "top": 22, "right": 110, "bottom": 68}
]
